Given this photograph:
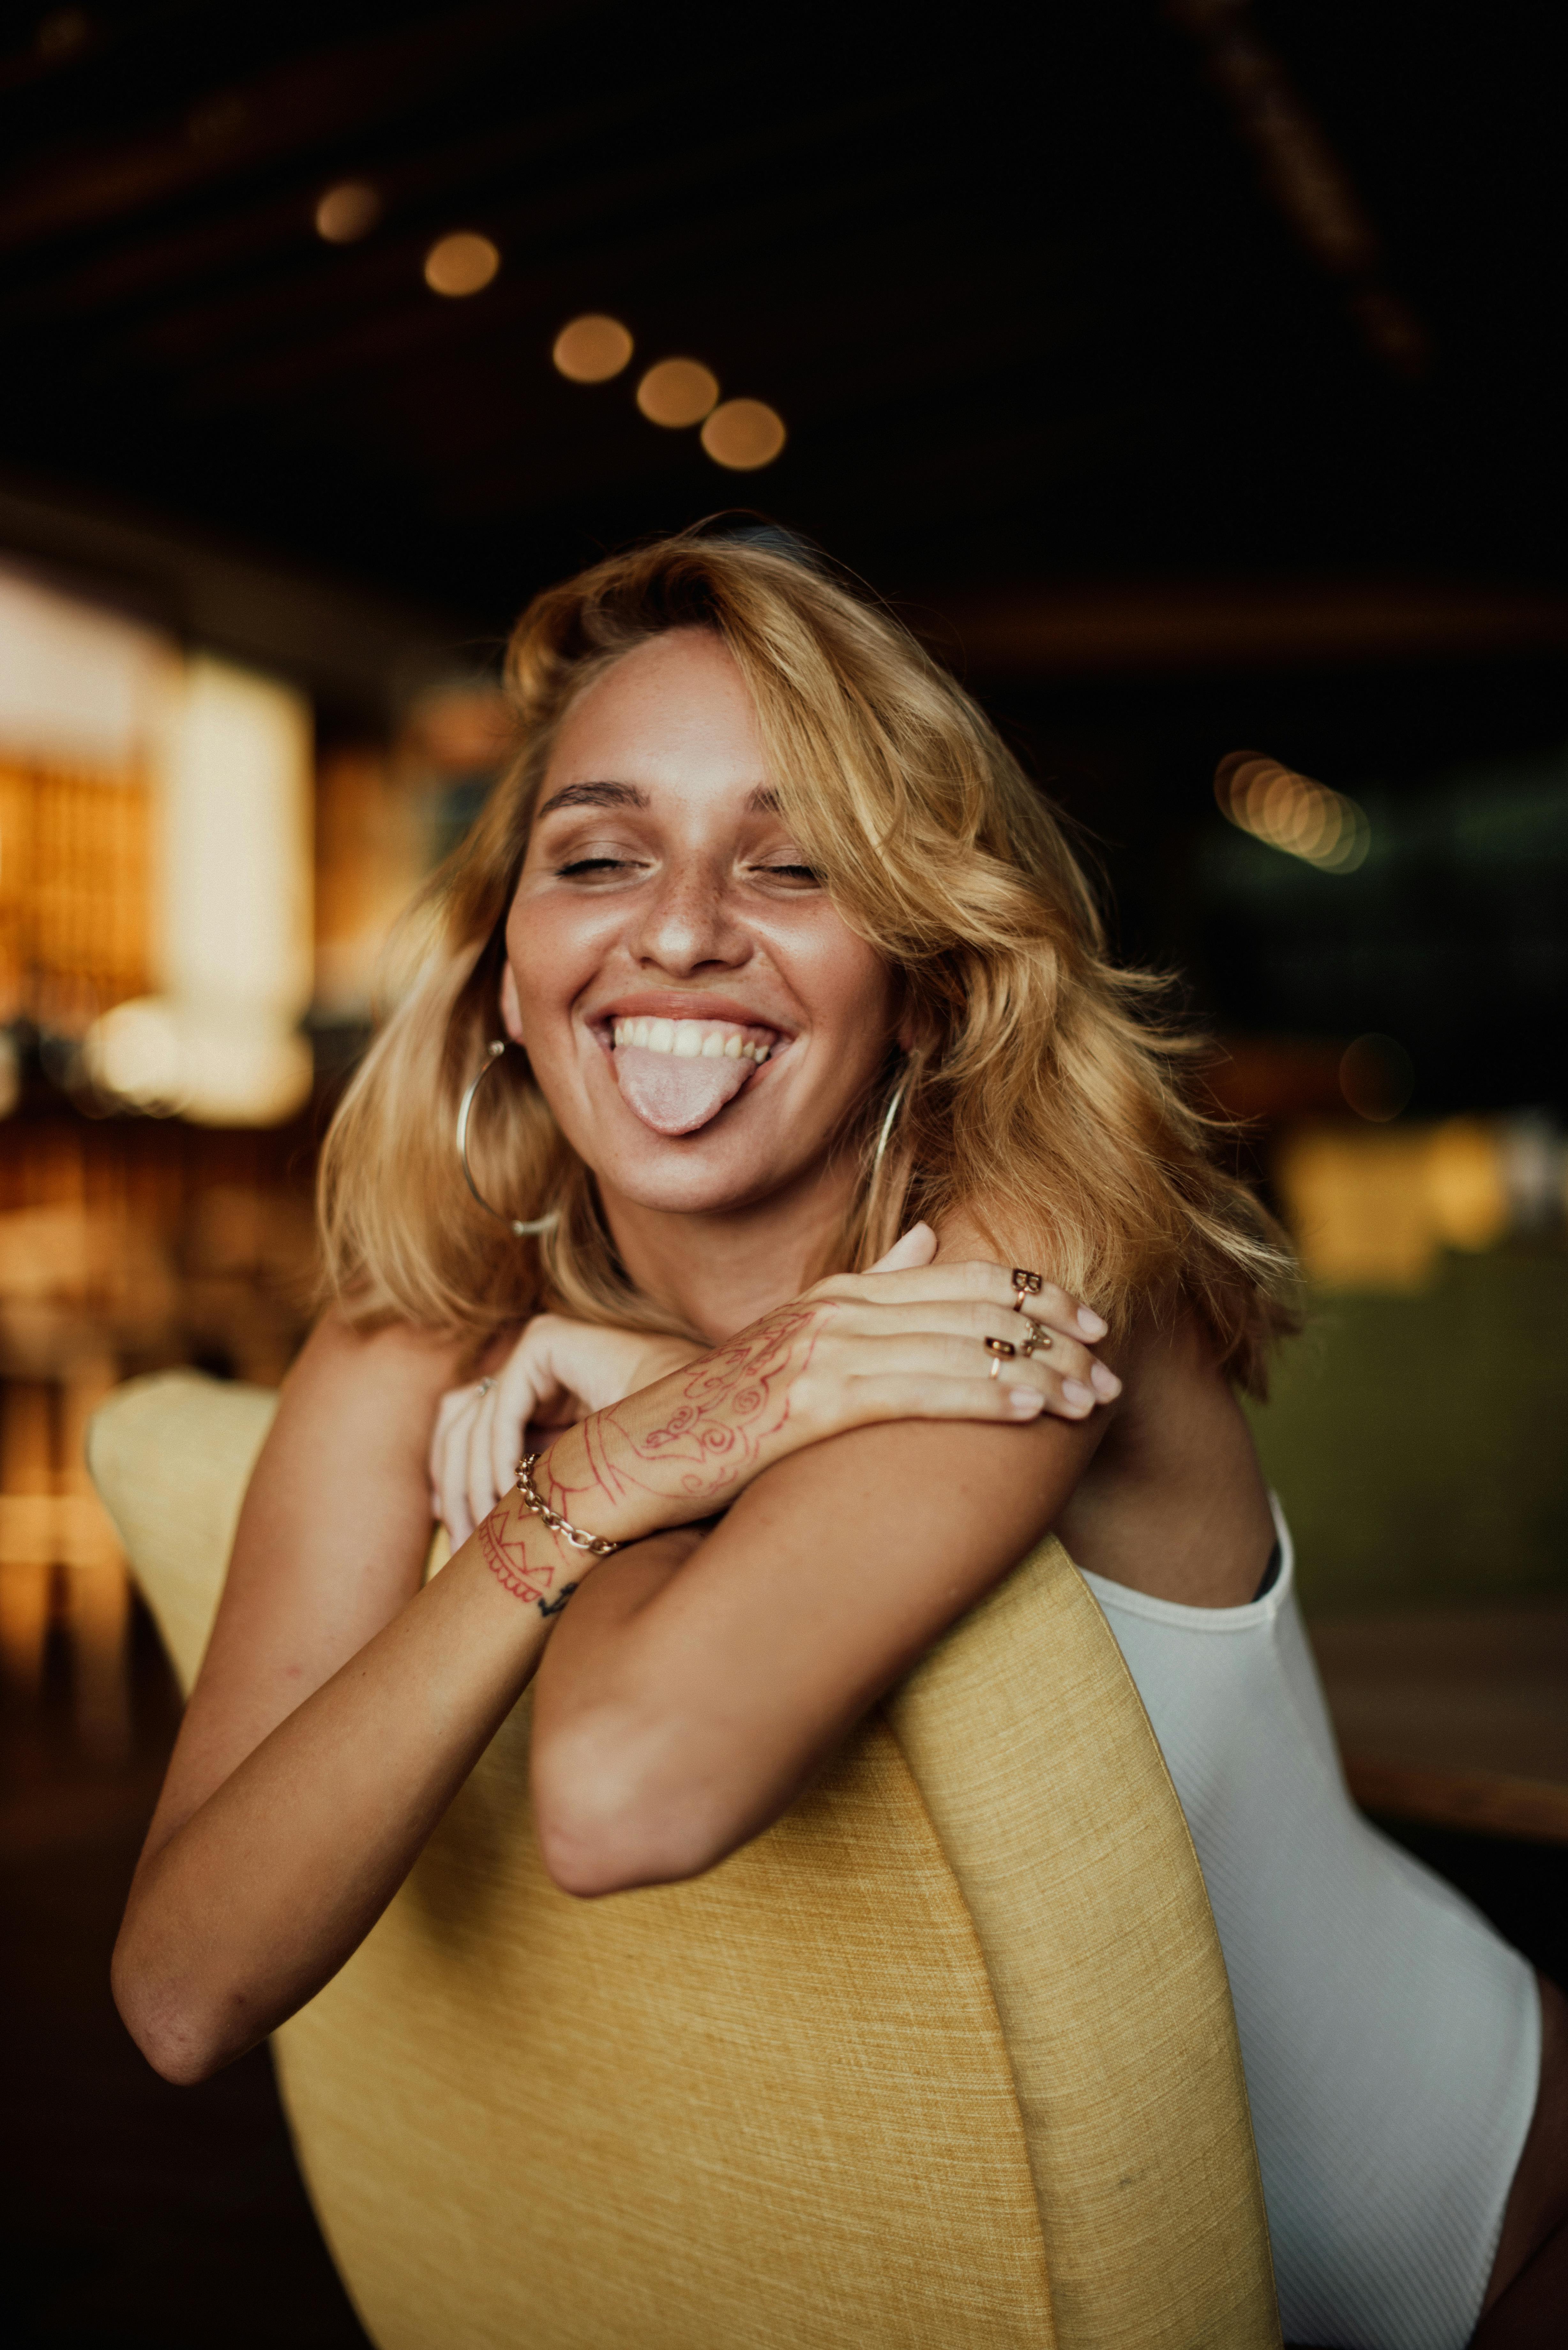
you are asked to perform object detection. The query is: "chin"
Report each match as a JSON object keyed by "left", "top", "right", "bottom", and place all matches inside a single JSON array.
[{"left": 581, "top": 1100, "right": 829, "bottom": 1219}]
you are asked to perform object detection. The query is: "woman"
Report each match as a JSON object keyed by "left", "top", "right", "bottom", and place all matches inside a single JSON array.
[{"left": 113, "top": 528, "right": 1563, "bottom": 2346}]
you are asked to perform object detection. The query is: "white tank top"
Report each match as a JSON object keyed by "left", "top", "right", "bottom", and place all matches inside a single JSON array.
[{"left": 1080, "top": 1502, "right": 1540, "bottom": 2350}]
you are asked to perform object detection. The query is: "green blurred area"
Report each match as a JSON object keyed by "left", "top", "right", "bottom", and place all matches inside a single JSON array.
[{"left": 1246, "top": 1245, "right": 1568, "bottom": 1617}]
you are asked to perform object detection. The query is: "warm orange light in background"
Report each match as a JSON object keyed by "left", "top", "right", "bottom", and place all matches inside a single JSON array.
[
  {"left": 1215, "top": 751, "right": 1370, "bottom": 872},
  {"left": 83, "top": 656, "right": 315, "bottom": 1127},
  {"left": 1273, "top": 1118, "right": 1537, "bottom": 1292},
  {"left": 1338, "top": 1032, "right": 1415, "bottom": 1122},
  {"left": 701, "top": 398, "right": 787, "bottom": 470},
  {"left": 553, "top": 314, "right": 634, "bottom": 383},
  {"left": 636, "top": 358, "right": 719, "bottom": 427},
  {"left": 424, "top": 232, "right": 500, "bottom": 297},
  {"left": 315, "top": 182, "right": 382, "bottom": 244}
]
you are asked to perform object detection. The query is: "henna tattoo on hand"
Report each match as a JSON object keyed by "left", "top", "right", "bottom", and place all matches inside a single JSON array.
[
  {"left": 551, "top": 1302, "right": 828, "bottom": 1523},
  {"left": 477, "top": 1510, "right": 579, "bottom": 1620}
]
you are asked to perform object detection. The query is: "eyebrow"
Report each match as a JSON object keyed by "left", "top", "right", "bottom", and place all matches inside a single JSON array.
[
  {"left": 535, "top": 780, "right": 649, "bottom": 819},
  {"left": 535, "top": 780, "right": 783, "bottom": 817}
]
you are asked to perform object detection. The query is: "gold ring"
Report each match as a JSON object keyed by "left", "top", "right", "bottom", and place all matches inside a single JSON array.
[
  {"left": 1011, "top": 1267, "right": 1044, "bottom": 1312},
  {"left": 1019, "top": 1327, "right": 1053, "bottom": 1357},
  {"left": 985, "top": 1335, "right": 1017, "bottom": 1381}
]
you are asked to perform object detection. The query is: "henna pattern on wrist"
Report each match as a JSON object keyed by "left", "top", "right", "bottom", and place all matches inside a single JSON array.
[
  {"left": 552, "top": 1301, "right": 828, "bottom": 1524},
  {"left": 477, "top": 1510, "right": 579, "bottom": 1620}
]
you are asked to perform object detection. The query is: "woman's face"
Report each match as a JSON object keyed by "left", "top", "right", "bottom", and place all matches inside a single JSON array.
[{"left": 503, "top": 627, "right": 899, "bottom": 1220}]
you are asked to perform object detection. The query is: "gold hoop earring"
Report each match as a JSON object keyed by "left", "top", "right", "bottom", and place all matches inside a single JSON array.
[
  {"left": 868, "top": 1068, "right": 908, "bottom": 1191},
  {"left": 457, "top": 1042, "right": 560, "bottom": 1239}
]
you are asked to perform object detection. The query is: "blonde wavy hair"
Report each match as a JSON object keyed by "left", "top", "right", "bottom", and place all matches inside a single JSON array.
[{"left": 320, "top": 525, "right": 1298, "bottom": 1391}]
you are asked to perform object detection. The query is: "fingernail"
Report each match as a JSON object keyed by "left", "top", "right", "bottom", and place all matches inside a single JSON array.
[
  {"left": 1090, "top": 1363, "right": 1121, "bottom": 1398},
  {"left": 1062, "top": 1378, "right": 1093, "bottom": 1409},
  {"left": 1077, "top": 1307, "right": 1108, "bottom": 1338},
  {"left": 1009, "top": 1388, "right": 1043, "bottom": 1415}
]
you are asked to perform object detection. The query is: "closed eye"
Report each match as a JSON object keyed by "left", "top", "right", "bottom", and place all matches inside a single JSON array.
[{"left": 556, "top": 855, "right": 641, "bottom": 877}]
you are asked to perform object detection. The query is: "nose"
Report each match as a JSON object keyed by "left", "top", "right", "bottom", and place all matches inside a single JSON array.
[{"left": 627, "top": 854, "right": 752, "bottom": 977}]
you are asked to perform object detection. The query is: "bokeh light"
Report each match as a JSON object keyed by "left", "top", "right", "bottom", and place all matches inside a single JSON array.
[
  {"left": 1339, "top": 1033, "right": 1415, "bottom": 1123},
  {"left": 636, "top": 358, "right": 719, "bottom": 427},
  {"left": 1214, "top": 750, "right": 1370, "bottom": 872},
  {"left": 700, "top": 398, "right": 786, "bottom": 470},
  {"left": 315, "top": 183, "right": 382, "bottom": 244},
  {"left": 424, "top": 233, "right": 500, "bottom": 298},
  {"left": 553, "top": 315, "right": 634, "bottom": 383}
]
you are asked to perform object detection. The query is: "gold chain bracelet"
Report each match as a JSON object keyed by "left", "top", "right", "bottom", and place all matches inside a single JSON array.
[{"left": 514, "top": 1453, "right": 624, "bottom": 1557}]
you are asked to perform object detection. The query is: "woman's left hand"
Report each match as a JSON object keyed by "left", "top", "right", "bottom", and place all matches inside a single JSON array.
[{"left": 430, "top": 1316, "right": 703, "bottom": 1546}]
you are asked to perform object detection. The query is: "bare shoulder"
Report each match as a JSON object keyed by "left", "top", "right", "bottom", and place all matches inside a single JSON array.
[
  {"left": 283, "top": 1303, "right": 472, "bottom": 1411},
  {"left": 228, "top": 1308, "right": 475, "bottom": 1649},
  {"left": 262, "top": 1306, "right": 473, "bottom": 1475}
]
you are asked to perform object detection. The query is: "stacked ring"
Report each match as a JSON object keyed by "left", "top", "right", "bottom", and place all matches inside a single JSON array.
[
  {"left": 984, "top": 1335, "right": 1017, "bottom": 1381},
  {"left": 1011, "top": 1268, "right": 1044, "bottom": 1312}
]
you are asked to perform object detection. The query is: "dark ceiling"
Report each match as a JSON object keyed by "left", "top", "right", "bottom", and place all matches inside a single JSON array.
[{"left": 2, "top": 0, "right": 1564, "bottom": 630}]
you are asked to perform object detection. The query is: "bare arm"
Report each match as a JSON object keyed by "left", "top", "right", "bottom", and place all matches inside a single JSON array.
[
  {"left": 112, "top": 1312, "right": 602, "bottom": 2084},
  {"left": 531, "top": 1401, "right": 1112, "bottom": 1898},
  {"left": 115, "top": 1251, "right": 1110, "bottom": 2075}
]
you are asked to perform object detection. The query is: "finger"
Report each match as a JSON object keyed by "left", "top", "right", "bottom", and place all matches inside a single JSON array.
[
  {"left": 466, "top": 1383, "right": 506, "bottom": 1533},
  {"left": 823, "top": 1371, "right": 1072, "bottom": 1429},
  {"left": 492, "top": 1331, "right": 559, "bottom": 1497},
  {"left": 825, "top": 1299, "right": 1120, "bottom": 1399},
  {"left": 864, "top": 1222, "right": 938, "bottom": 1274},
  {"left": 826, "top": 1258, "right": 1108, "bottom": 1338},
  {"left": 436, "top": 1427, "right": 475, "bottom": 1549},
  {"left": 434, "top": 1387, "right": 483, "bottom": 1544},
  {"left": 829, "top": 1330, "right": 1103, "bottom": 1417},
  {"left": 428, "top": 1382, "right": 476, "bottom": 1488}
]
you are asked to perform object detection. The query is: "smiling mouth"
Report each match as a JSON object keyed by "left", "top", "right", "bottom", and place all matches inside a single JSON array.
[{"left": 605, "top": 1014, "right": 783, "bottom": 1136}]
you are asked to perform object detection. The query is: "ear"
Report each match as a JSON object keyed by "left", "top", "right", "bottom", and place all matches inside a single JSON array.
[{"left": 499, "top": 959, "right": 526, "bottom": 1044}]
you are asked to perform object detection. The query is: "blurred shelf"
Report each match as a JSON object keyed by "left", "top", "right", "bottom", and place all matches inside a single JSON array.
[{"left": 1312, "top": 1603, "right": 1568, "bottom": 1845}]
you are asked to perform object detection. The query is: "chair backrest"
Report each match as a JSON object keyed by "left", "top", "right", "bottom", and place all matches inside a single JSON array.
[{"left": 91, "top": 1371, "right": 1279, "bottom": 2350}]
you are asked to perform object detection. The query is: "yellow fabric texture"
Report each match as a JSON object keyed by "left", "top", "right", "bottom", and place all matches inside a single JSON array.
[{"left": 90, "top": 1371, "right": 1279, "bottom": 2350}]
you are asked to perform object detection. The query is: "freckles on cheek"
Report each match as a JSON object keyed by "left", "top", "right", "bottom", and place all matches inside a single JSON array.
[{"left": 505, "top": 907, "right": 596, "bottom": 1041}]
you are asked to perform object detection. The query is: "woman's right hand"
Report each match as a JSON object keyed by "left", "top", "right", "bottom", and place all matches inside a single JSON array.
[
  {"left": 537, "top": 1224, "right": 1119, "bottom": 1544},
  {"left": 430, "top": 1316, "right": 704, "bottom": 1547}
]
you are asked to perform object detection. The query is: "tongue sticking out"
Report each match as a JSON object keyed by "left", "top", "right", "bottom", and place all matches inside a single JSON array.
[{"left": 614, "top": 1044, "right": 756, "bottom": 1136}]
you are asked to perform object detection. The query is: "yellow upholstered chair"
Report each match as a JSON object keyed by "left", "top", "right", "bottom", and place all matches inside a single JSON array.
[{"left": 90, "top": 1370, "right": 1280, "bottom": 2350}]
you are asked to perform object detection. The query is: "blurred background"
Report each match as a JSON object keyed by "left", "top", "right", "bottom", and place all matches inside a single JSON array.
[{"left": 1, "top": 4, "right": 1564, "bottom": 2344}]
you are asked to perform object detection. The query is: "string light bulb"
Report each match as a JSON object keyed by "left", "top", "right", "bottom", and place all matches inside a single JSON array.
[
  {"left": 425, "top": 233, "right": 500, "bottom": 297},
  {"left": 636, "top": 359, "right": 719, "bottom": 427},
  {"left": 1214, "top": 752, "right": 1370, "bottom": 872},
  {"left": 315, "top": 183, "right": 381, "bottom": 244},
  {"left": 701, "top": 398, "right": 786, "bottom": 470},
  {"left": 553, "top": 315, "right": 634, "bottom": 382}
]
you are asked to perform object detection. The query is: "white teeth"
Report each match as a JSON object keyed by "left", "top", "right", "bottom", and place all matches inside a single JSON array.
[{"left": 612, "top": 1016, "right": 776, "bottom": 1062}]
